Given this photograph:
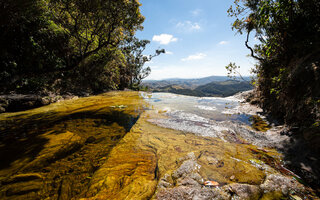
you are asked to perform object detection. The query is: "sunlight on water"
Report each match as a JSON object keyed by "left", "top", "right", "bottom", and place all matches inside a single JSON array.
[
  {"left": 0, "top": 91, "right": 309, "bottom": 200},
  {"left": 142, "top": 92, "right": 251, "bottom": 124},
  {"left": 141, "top": 92, "right": 275, "bottom": 145}
]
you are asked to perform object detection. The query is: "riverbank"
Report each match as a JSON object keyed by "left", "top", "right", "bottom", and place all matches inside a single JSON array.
[
  {"left": 239, "top": 91, "right": 320, "bottom": 194},
  {"left": 0, "top": 94, "right": 79, "bottom": 113}
]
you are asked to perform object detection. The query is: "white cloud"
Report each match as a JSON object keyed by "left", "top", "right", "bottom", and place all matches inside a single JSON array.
[
  {"left": 152, "top": 34, "right": 178, "bottom": 45},
  {"left": 191, "top": 9, "right": 202, "bottom": 16},
  {"left": 218, "top": 41, "right": 229, "bottom": 45},
  {"left": 176, "top": 21, "right": 201, "bottom": 32},
  {"left": 181, "top": 53, "right": 207, "bottom": 61},
  {"left": 165, "top": 51, "right": 173, "bottom": 55}
]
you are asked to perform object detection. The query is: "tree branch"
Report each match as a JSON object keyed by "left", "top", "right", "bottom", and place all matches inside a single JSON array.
[{"left": 245, "top": 31, "right": 264, "bottom": 62}]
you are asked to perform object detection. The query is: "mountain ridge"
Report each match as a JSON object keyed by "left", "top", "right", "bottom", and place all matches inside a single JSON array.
[{"left": 142, "top": 76, "right": 253, "bottom": 97}]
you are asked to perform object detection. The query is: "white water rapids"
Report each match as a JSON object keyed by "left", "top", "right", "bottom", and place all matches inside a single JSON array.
[{"left": 142, "top": 92, "right": 289, "bottom": 148}]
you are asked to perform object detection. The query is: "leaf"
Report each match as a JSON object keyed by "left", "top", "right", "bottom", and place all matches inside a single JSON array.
[{"left": 204, "top": 180, "right": 219, "bottom": 187}]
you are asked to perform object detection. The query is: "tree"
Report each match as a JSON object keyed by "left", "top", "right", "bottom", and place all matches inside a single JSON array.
[
  {"left": 228, "top": 0, "right": 320, "bottom": 126},
  {"left": 121, "top": 37, "right": 164, "bottom": 89},
  {"left": 228, "top": 0, "right": 320, "bottom": 62},
  {"left": 48, "top": 0, "right": 145, "bottom": 72},
  {"left": 0, "top": 0, "right": 67, "bottom": 91},
  {"left": 0, "top": 0, "right": 156, "bottom": 94}
]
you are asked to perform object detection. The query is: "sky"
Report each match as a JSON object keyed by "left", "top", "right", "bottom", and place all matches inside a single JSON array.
[{"left": 135, "top": 0, "right": 257, "bottom": 80}]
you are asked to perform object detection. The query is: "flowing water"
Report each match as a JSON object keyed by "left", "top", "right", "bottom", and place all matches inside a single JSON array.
[
  {"left": 144, "top": 92, "right": 284, "bottom": 147},
  {"left": 0, "top": 91, "right": 316, "bottom": 199}
]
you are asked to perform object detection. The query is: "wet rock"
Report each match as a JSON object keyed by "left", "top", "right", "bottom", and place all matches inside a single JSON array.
[
  {"left": 0, "top": 94, "right": 80, "bottom": 113},
  {"left": 1, "top": 173, "right": 43, "bottom": 198},
  {"left": 188, "top": 172, "right": 203, "bottom": 184},
  {"left": 192, "top": 187, "right": 231, "bottom": 200},
  {"left": 59, "top": 179, "right": 72, "bottom": 200},
  {"left": 228, "top": 183, "right": 261, "bottom": 200},
  {"left": 22, "top": 131, "right": 83, "bottom": 171},
  {"left": 4, "top": 181, "right": 42, "bottom": 197},
  {"left": 85, "top": 136, "right": 96, "bottom": 144},
  {"left": 0, "top": 106, "right": 5, "bottom": 113},
  {"left": 177, "top": 177, "right": 201, "bottom": 188},
  {"left": 260, "top": 174, "right": 304, "bottom": 197},
  {"left": 177, "top": 152, "right": 197, "bottom": 163},
  {"left": 206, "top": 156, "right": 219, "bottom": 165},
  {"left": 0, "top": 91, "right": 150, "bottom": 200},
  {"left": 158, "top": 174, "right": 173, "bottom": 188},
  {"left": 156, "top": 186, "right": 230, "bottom": 200},
  {"left": 156, "top": 151, "right": 235, "bottom": 200},
  {"left": 0, "top": 94, "right": 43, "bottom": 112},
  {"left": 0, "top": 98, "right": 8, "bottom": 113},
  {"left": 156, "top": 186, "right": 194, "bottom": 200},
  {"left": 172, "top": 153, "right": 201, "bottom": 180},
  {"left": 2, "top": 173, "right": 43, "bottom": 185},
  {"left": 198, "top": 154, "right": 219, "bottom": 166},
  {"left": 158, "top": 180, "right": 172, "bottom": 189}
]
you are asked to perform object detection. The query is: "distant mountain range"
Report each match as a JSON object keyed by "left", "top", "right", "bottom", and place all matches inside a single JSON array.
[{"left": 142, "top": 76, "right": 253, "bottom": 97}]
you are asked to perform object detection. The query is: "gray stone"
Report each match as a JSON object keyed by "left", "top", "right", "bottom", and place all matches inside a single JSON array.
[
  {"left": 260, "top": 174, "right": 304, "bottom": 196},
  {"left": 229, "top": 183, "right": 261, "bottom": 200},
  {"left": 172, "top": 159, "right": 201, "bottom": 180},
  {"left": 158, "top": 174, "right": 173, "bottom": 189},
  {"left": 158, "top": 180, "right": 172, "bottom": 188},
  {"left": 177, "top": 152, "right": 197, "bottom": 163},
  {"left": 156, "top": 186, "right": 230, "bottom": 200},
  {"left": 188, "top": 172, "right": 203, "bottom": 184},
  {"left": 177, "top": 177, "right": 201, "bottom": 188},
  {"left": 0, "top": 106, "right": 5, "bottom": 113}
]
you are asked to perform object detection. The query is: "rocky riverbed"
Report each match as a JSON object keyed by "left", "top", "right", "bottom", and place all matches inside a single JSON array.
[{"left": 0, "top": 91, "right": 318, "bottom": 199}]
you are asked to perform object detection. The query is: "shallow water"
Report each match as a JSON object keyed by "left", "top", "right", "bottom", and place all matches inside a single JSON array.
[
  {"left": 0, "top": 91, "right": 315, "bottom": 199},
  {"left": 143, "top": 92, "right": 250, "bottom": 123},
  {"left": 0, "top": 91, "right": 146, "bottom": 199},
  {"left": 142, "top": 92, "right": 279, "bottom": 147}
]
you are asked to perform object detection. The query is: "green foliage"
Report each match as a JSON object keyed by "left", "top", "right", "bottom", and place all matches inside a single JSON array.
[
  {"left": 228, "top": 0, "right": 320, "bottom": 127},
  {"left": 225, "top": 62, "right": 248, "bottom": 81},
  {"left": 122, "top": 37, "right": 164, "bottom": 90},
  {"left": 196, "top": 80, "right": 253, "bottom": 97},
  {"left": 48, "top": 0, "right": 145, "bottom": 70},
  {"left": 0, "top": 0, "right": 158, "bottom": 94},
  {"left": 228, "top": 0, "right": 320, "bottom": 61},
  {"left": 0, "top": 0, "right": 67, "bottom": 92}
]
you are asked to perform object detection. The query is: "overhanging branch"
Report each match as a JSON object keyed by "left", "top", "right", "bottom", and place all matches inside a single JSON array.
[{"left": 245, "top": 31, "right": 264, "bottom": 62}]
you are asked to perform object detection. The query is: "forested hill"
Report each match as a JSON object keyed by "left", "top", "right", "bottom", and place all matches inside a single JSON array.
[
  {"left": 143, "top": 77, "right": 253, "bottom": 97},
  {"left": 146, "top": 76, "right": 236, "bottom": 86},
  {"left": 143, "top": 76, "right": 251, "bottom": 89},
  {"left": 0, "top": 0, "right": 162, "bottom": 95}
]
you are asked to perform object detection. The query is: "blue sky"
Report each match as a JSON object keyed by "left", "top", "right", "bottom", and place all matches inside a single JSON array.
[{"left": 136, "top": 0, "right": 256, "bottom": 80}]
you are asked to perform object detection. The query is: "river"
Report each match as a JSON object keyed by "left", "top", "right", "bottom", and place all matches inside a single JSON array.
[{"left": 0, "top": 91, "right": 316, "bottom": 199}]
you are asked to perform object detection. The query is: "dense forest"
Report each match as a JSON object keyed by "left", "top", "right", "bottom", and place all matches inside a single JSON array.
[
  {"left": 228, "top": 0, "right": 320, "bottom": 133},
  {"left": 0, "top": 0, "right": 162, "bottom": 95}
]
